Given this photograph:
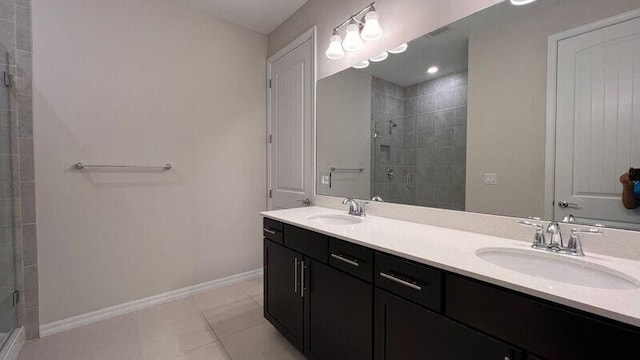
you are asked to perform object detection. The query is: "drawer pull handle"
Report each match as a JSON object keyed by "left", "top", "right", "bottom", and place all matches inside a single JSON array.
[
  {"left": 294, "top": 258, "right": 298, "bottom": 293},
  {"left": 380, "top": 272, "right": 422, "bottom": 291},
  {"left": 263, "top": 228, "right": 278, "bottom": 235},
  {"left": 331, "top": 253, "right": 360, "bottom": 267}
]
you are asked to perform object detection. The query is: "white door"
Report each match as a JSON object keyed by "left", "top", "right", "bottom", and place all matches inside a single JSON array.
[
  {"left": 554, "top": 14, "right": 640, "bottom": 228},
  {"left": 268, "top": 36, "right": 314, "bottom": 210}
]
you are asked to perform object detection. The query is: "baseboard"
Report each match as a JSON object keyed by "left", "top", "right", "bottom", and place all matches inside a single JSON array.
[
  {"left": 0, "top": 327, "right": 24, "bottom": 360},
  {"left": 40, "top": 268, "right": 263, "bottom": 337}
]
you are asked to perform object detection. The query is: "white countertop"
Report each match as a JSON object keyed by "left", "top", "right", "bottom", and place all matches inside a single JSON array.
[{"left": 260, "top": 206, "right": 640, "bottom": 328}]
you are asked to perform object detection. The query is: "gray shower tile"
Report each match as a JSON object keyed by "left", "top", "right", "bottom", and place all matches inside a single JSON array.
[
  {"left": 417, "top": 148, "right": 435, "bottom": 168},
  {"left": 454, "top": 125, "right": 467, "bottom": 147},
  {"left": 415, "top": 183, "right": 435, "bottom": 202},
  {"left": 405, "top": 97, "right": 419, "bottom": 116},
  {"left": 0, "top": 111, "right": 17, "bottom": 155},
  {"left": 17, "top": 94, "right": 31, "bottom": 138},
  {"left": 435, "top": 147, "right": 453, "bottom": 166},
  {"left": 453, "top": 146, "right": 467, "bottom": 166},
  {"left": 417, "top": 113, "right": 436, "bottom": 131},
  {"left": 434, "top": 166, "right": 452, "bottom": 184},
  {"left": 452, "top": 166, "right": 466, "bottom": 185},
  {"left": 435, "top": 90, "right": 454, "bottom": 110},
  {"left": 435, "top": 127, "right": 454, "bottom": 147},
  {"left": 405, "top": 84, "right": 420, "bottom": 99},
  {"left": 18, "top": 137, "right": 31, "bottom": 155},
  {"left": 373, "top": 92, "right": 385, "bottom": 114},
  {"left": 22, "top": 223, "right": 36, "bottom": 266},
  {"left": 434, "top": 110, "right": 454, "bottom": 130},
  {"left": 24, "top": 264, "right": 37, "bottom": 307},
  {"left": 403, "top": 149, "right": 416, "bottom": 166},
  {"left": 15, "top": 5, "right": 30, "bottom": 51},
  {"left": 453, "top": 86, "right": 467, "bottom": 107},
  {"left": 417, "top": 130, "right": 434, "bottom": 148},
  {"left": 20, "top": 181, "right": 35, "bottom": 223},
  {"left": 25, "top": 305, "right": 39, "bottom": 339},
  {"left": 436, "top": 75, "right": 455, "bottom": 91},
  {"left": 416, "top": 166, "right": 434, "bottom": 184},
  {"left": 454, "top": 107, "right": 467, "bottom": 126},
  {"left": 404, "top": 131, "right": 416, "bottom": 149},
  {"left": 0, "top": 0, "right": 14, "bottom": 21},
  {"left": 434, "top": 184, "right": 453, "bottom": 203},
  {"left": 404, "top": 116, "right": 416, "bottom": 133},
  {"left": 452, "top": 72, "right": 468, "bottom": 87},
  {"left": 453, "top": 184, "right": 466, "bottom": 205},
  {"left": 0, "top": 19, "right": 16, "bottom": 65},
  {"left": 0, "top": 181, "right": 16, "bottom": 199},
  {"left": 434, "top": 202, "right": 454, "bottom": 210},
  {"left": 20, "top": 154, "right": 32, "bottom": 180},
  {"left": 16, "top": 49, "right": 31, "bottom": 95},
  {"left": 15, "top": 0, "right": 30, "bottom": 8},
  {"left": 421, "top": 79, "right": 438, "bottom": 96},
  {"left": 418, "top": 93, "right": 435, "bottom": 114}
]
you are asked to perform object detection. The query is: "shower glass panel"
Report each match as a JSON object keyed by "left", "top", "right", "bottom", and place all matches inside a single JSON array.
[{"left": 0, "top": 43, "right": 18, "bottom": 350}]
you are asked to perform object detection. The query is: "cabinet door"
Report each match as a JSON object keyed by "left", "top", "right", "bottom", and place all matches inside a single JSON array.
[
  {"left": 305, "top": 259, "right": 373, "bottom": 360},
  {"left": 375, "top": 289, "right": 520, "bottom": 360},
  {"left": 264, "top": 239, "right": 304, "bottom": 350}
]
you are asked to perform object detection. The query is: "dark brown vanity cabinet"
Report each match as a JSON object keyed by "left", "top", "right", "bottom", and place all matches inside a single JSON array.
[
  {"left": 263, "top": 218, "right": 640, "bottom": 360},
  {"left": 263, "top": 221, "right": 373, "bottom": 359}
]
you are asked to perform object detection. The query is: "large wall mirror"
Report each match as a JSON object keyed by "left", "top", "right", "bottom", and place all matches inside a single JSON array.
[{"left": 317, "top": 0, "right": 640, "bottom": 230}]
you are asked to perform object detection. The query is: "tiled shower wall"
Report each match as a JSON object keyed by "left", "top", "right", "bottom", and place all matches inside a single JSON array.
[
  {"left": 371, "top": 71, "right": 467, "bottom": 210},
  {"left": 0, "top": 0, "right": 38, "bottom": 339}
]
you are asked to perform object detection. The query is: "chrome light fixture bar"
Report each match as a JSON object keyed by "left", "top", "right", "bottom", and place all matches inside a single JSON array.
[{"left": 325, "top": 2, "right": 382, "bottom": 60}]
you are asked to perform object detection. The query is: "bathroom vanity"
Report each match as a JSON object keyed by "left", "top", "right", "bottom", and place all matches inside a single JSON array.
[{"left": 261, "top": 207, "right": 640, "bottom": 360}]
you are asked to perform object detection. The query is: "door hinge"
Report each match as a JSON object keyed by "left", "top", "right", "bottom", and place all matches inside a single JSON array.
[
  {"left": 12, "top": 290, "right": 20, "bottom": 307},
  {"left": 268, "top": 134, "right": 272, "bottom": 144},
  {"left": 268, "top": 79, "right": 272, "bottom": 88},
  {"left": 269, "top": 189, "right": 273, "bottom": 198}
]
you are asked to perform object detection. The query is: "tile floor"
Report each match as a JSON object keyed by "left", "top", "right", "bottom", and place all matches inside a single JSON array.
[{"left": 18, "top": 277, "right": 305, "bottom": 360}]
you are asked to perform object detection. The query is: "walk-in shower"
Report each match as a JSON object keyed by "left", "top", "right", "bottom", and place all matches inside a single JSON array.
[{"left": 0, "top": 43, "right": 19, "bottom": 353}]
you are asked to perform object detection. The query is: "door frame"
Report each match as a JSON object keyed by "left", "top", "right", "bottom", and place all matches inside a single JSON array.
[
  {"left": 266, "top": 27, "right": 317, "bottom": 210},
  {"left": 544, "top": 8, "right": 640, "bottom": 220}
]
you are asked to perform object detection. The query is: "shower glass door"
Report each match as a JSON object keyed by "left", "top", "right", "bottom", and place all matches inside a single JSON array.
[{"left": 0, "top": 43, "right": 18, "bottom": 349}]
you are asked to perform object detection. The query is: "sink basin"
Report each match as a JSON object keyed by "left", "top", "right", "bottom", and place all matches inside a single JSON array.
[
  {"left": 476, "top": 248, "right": 640, "bottom": 290},
  {"left": 307, "top": 214, "right": 363, "bottom": 225}
]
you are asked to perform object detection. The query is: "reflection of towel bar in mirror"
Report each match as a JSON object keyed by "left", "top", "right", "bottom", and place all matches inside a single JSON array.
[
  {"left": 74, "top": 162, "right": 172, "bottom": 171},
  {"left": 330, "top": 167, "right": 365, "bottom": 173}
]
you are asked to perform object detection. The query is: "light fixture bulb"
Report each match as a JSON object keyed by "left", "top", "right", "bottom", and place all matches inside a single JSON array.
[
  {"left": 369, "top": 52, "right": 388, "bottom": 62},
  {"left": 510, "top": 0, "right": 537, "bottom": 5},
  {"left": 352, "top": 60, "right": 370, "bottom": 69},
  {"left": 360, "top": 7, "right": 383, "bottom": 41},
  {"left": 342, "top": 21, "right": 363, "bottom": 52},
  {"left": 427, "top": 66, "right": 439, "bottom": 74},
  {"left": 325, "top": 31, "right": 345, "bottom": 60},
  {"left": 388, "top": 43, "right": 408, "bottom": 54}
]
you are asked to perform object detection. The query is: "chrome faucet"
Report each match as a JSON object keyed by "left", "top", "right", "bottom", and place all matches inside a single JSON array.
[
  {"left": 342, "top": 198, "right": 367, "bottom": 216},
  {"left": 519, "top": 218, "right": 603, "bottom": 256}
]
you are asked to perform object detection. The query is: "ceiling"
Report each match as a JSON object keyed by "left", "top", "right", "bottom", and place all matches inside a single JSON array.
[
  {"left": 358, "top": 1, "right": 515, "bottom": 87},
  {"left": 176, "top": 0, "right": 309, "bottom": 35}
]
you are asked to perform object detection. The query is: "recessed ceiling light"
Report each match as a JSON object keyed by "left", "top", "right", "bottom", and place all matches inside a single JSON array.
[
  {"left": 352, "top": 60, "right": 370, "bottom": 69},
  {"left": 427, "top": 66, "right": 439, "bottom": 74},
  {"left": 388, "top": 43, "right": 408, "bottom": 54},
  {"left": 510, "top": 0, "right": 537, "bottom": 5},
  {"left": 370, "top": 52, "right": 389, "bottom": 62}
]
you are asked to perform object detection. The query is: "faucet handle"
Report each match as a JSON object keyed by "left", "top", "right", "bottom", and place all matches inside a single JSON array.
[
  {"left": 566, "top": 228, "right": 603, "bottom": 256},
  {"left": 518, "top": 220, "right": 547, "bottom": 249}
]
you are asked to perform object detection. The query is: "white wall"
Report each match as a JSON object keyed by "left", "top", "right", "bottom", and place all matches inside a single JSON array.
[
  {"left": 465, "top": 0, "right": 640, "bottom": 218},
  {"left": 32, "top": 0, "right": 267, "bottom": 323},
  {"left": 317, "top": 69, "right": 371, "bottom": 199},
  {"left": 268, "top": 0, "right": 502, "bottom": 80}
]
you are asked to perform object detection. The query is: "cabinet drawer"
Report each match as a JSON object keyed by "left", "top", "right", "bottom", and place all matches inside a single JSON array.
[
  {"left": 374, "top": 252, "right": 442, "bottom": 312},
  {"left": 263, "top": 218, "right": 284, "bottom": 244},
  {"left": 284, "top": 225, "right": 328, "bottom": 263},
  {"left": 329, "top": 238, "right": 373, "bottom": 282},
  {"left": 446, "top": 275, "right": 640, "bottom": 359}
]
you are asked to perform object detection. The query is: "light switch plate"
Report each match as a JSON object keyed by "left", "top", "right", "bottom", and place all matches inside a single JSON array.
[{"left": 483, "top": 173, "right": 498, "bottom": 185}]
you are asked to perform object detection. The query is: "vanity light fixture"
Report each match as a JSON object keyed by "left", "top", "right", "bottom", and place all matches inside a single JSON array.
[
  {"left": 325, "top": 30, "right": 345, "bottom": 59},
  {"left": 510, "top": 0, "right": 537, "bottom": 5},
  {"left": 388, "top": 43, "right": 408, "bottom": 54},
  {"left": 324, "top": 2, "right": 383, "bottom": 59},
  {"left": 342, "top": 20, "right": 364, "bottom": 52},
  {"left": 352, "top": 60, "right": 370, "bottom": 69},
  {"left": 360, "top": 6, "right": 383, "bottom": 41},
  {"left": 427, "top": 66, "right": 439, "bottom": 74},
  {"left": 369, "top": 51, "right": 389, "bottom": 62}
]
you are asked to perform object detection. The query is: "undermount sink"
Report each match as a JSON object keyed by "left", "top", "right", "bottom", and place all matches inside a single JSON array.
[
  {"left": 476, "top": 248, "right": 640, "bottom": 290},
  {"left": 307, "top": 214, "right": 363, "bottom": 225}
]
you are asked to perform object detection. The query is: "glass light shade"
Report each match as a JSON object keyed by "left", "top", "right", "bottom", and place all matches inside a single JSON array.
[
  {"left": 369, "top": 52, "right": 388, "bottom": 62},
  {"left": 352, "top": 60, "right": 370, "bottom": 69},
  {"left": 360, "top": 10, "right": 383, "bottom": 41},
  {"left": 325, "top": 34, "right": 345, "bottom": 59},
  {"left": 510, "top": 0, "right": 537, "bottom": 5},
  {"left": 388, "top": 43, "right": 408, "bottom": 54},
  {"left": 427, "top": 66, "right": 439, "bottom": 74},
  {"left": 342, "top": 23, "right": 363, "bottom": 51}
]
